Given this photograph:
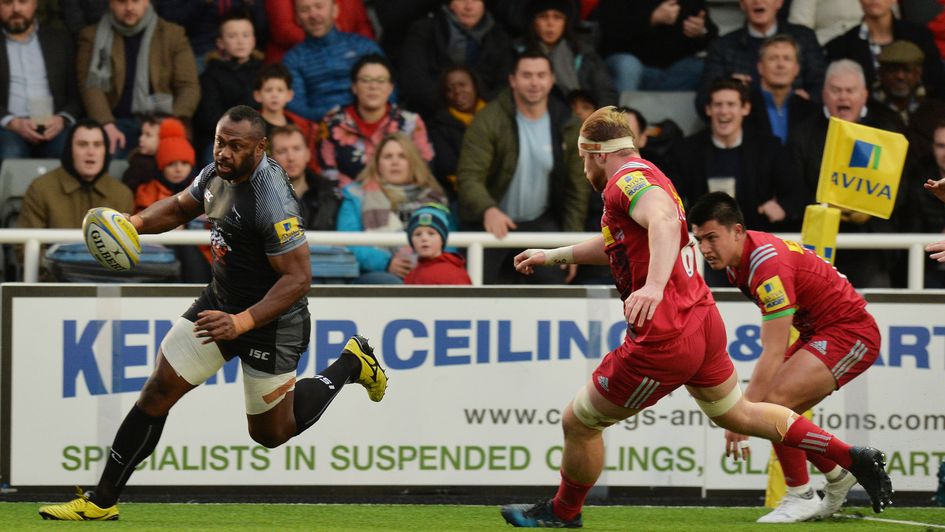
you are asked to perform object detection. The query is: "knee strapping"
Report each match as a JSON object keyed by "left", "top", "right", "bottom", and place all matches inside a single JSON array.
[
  {"left": 571, "top": 386, "right": 620, "bottom": 430},
  {"left": 748, "top": 402, "right": 799, "bottom": 438},
  {"left": 776, "top": 412, "right": 800, "bottom": 439},
  {"left": 694, "top": 384, "right": 742, "bottom": 417}
]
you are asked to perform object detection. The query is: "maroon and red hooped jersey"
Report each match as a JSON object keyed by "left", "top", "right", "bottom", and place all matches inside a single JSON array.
[
  {"left": 600, "top": 157, "right": 714, "bottom": 344},
  {"left": 726, "top": 230, "right": 869, "bottom": 337}
]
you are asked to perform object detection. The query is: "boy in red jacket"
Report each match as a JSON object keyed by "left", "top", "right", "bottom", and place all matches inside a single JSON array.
[{"left": 403, "top": 204, "right": 471, "bottom": 285}]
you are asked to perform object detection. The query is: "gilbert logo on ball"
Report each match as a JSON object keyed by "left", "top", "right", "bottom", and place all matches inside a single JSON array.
[{"left": 82, "top": 207, "right": 141, "bottom": 271}]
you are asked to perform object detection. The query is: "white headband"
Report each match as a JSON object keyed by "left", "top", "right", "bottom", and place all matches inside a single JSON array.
[{"left": 577, "top": 135, "right": 636, "bottom": 153}]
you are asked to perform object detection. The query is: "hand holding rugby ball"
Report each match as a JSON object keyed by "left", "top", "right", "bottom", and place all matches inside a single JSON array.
[{"left": 82, "top": 207, "right": 141, "bottom": 271}]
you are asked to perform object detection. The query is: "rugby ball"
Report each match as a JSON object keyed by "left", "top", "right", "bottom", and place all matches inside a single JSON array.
[{"left": 82, "top": 207, "right": 141, "bottom": 271}]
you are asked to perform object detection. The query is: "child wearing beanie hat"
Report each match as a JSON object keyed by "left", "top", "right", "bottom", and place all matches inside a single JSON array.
[
  {"left": 403, "top": 203, "right": 471, "bottom": 285},
  {"left": 134, "top": 118, "right": 196, "bottom": 213}
]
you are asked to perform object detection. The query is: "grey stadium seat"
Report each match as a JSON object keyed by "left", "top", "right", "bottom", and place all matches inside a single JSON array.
[
  {"left": 0, "top": 158, "right": 59, "bottom": 279},
  {"left": 0, "top": 158, "right": 59, "bottom": 227},
  {"left": 108, "top": 159, "right": 129, "bottom": 179},
  {"left": 619, "top": 91, "right": 704, "bottom": 137}
]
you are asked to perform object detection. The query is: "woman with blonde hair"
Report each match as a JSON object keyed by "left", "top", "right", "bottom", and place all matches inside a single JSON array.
[{"left": 337, "top": 132, "right": 451, "bottom": 284}]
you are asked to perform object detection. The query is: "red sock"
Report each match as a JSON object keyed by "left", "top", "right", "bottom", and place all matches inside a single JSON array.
[
  {"left": 773, "top": 443, "right": 810, "bottom": 487},
  {"left": 781, "top": 416, "right": 852, "bottom": 469},
  {"left": 806, "top": 451, "right": 839, "bottom": 474},
  {"left": 552, "top": 471, "right": 593, "bottom": 521}
]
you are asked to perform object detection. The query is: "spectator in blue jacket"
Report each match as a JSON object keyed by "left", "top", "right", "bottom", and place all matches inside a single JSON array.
[
  {"left": 283, "top": 0, "right": 384, "bottom": 122},
  {"left": 337, "top": 132, "right": 451, "bottom": 284}
]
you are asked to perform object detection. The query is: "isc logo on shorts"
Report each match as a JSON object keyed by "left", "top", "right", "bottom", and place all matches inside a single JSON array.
[{"left": 249, "top": 348, "right": 270, "bottom": 360}]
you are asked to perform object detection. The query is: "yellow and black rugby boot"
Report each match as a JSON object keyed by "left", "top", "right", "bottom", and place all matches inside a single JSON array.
[
  {"left": 39, "top": 487, "right": 118, "bottom": 521},
  {"left": 344, "top": 335, "right": 387, "bottom": 401}
]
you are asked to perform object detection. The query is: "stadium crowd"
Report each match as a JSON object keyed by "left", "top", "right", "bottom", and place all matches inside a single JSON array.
[{"left": 3, "top": 0, "right": 945, "bottom": 287}]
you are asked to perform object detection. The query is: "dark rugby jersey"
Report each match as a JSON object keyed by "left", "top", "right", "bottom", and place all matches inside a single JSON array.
[{"left": 189, "top": 156, "right": 308, "bottom": 312}]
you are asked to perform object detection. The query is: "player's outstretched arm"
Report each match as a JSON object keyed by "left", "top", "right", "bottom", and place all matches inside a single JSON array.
[
  {"left": 514, "top": 234, "right": 608, "bottom": 275},
  {"left": 624, "top": 189, "right": 679, "bottom": 326},
  {"left": 128, "top": 190, "right": 204, "bottom": 234}
]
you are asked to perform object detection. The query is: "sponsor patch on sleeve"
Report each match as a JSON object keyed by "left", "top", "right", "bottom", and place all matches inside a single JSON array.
[
  {"left": 602, "top": 225, "right": 615, "bottom": 246},
  {"left": 616, "top": 171, "right": 651, "bottom": 202},
  {"left": 756, "top": 275, "right": 790, "bottom": 312},
  {"left": 274, "top": 217, "right": 302, "bottom": 245},
  {"left": 784, "top": 240, "right": 805, "bottom": 254}
]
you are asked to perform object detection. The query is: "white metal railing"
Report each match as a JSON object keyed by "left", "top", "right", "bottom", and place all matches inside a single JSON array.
[{"left": 0, "top": 229, "right": 941, "bottom": 288}]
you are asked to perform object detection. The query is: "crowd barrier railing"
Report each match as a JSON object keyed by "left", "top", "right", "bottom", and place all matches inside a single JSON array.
[{"left": 0, "top": 229, "right": 941, "bottom": 288}]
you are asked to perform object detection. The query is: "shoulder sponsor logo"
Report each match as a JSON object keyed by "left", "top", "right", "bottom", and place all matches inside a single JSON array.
[
  {"left": 602, "top": 225, "right": 615, "bottom": 246},
  {"left": 757, "top": 275, "right": 790, "bottom": 312},
  {"left": 274, "top": 216, "right": 302, "bottom": 245},
  {"left": 784, "top": 240, "right": 805, "bottom": 254},
  {"left": 616, "top": 171, "right": 650, "bottom": 201}
]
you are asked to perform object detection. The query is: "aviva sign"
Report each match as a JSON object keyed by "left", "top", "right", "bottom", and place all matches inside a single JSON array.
[
  {"left": 849, "top": 139, "right": 882, "bottom": 170},
  {"left": 816, "top": 117, "right": 908, "bottom": 219}
]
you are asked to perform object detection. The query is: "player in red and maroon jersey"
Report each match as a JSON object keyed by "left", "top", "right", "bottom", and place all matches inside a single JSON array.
[
  {"left": 689, "top": 191, "right": 882, "bottom": 523},
  {"left": 499, "top": 107, "right": 891, "bottom": 529}
]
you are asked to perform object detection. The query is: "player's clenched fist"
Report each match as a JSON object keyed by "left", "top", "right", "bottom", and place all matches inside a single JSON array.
[{"left": 195, "top": 310, "right": 246, "bottom": 343}]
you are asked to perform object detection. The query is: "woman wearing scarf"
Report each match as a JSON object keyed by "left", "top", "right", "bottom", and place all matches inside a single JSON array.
[
  {"left": 76, "top": 0, "right": 199, "bottom": 158},
  {"left": 337, "top": 133, "right": 451, "bottom": 284},
  {"left": 318, "top": 54, "right": 434, "bottom": 186}
]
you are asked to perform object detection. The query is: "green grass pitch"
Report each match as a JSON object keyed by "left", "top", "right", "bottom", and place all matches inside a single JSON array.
[{"left": 2, "top": 503, "right": 944, "bottom": 530}]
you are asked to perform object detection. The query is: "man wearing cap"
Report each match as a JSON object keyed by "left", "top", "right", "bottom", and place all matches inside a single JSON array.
[{"left": 873, "top": 40, "right": 945, "bottom": 158}]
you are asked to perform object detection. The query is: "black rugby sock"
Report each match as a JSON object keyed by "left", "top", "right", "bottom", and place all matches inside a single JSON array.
[
  {"left": 293, "top": 353, "right": 361, "bottom": 434},
  {"left": 92, "top": 404, "right": 167, "bottom": 508}
]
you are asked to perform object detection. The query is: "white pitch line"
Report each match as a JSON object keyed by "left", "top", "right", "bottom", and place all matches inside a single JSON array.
[{"left": 847, "top": 515, "right": 945, "bottom": 529}]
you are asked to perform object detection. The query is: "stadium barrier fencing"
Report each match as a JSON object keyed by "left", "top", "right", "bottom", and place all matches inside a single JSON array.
[{"left": 0, "top": 228, "right": 940, "bottom": 288}]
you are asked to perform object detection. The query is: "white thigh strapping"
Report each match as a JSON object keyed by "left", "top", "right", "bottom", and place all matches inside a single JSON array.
[
  {"left": 571, "top": 385, "right": 620, "bottom": 430},
  {"left": 242, "top": 362, "right": 297, "bottom": 415},
  {"left": 160, "top": 317, "right": 226, "bottom": 385},
  {"left": 694, "top": 383, "right": 743, "bottom": 418}
]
